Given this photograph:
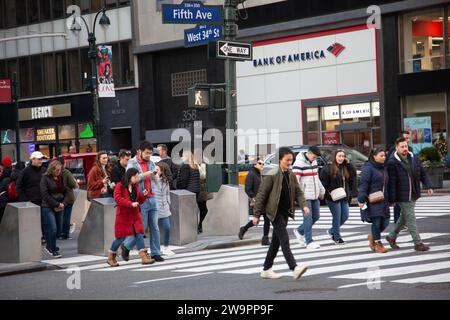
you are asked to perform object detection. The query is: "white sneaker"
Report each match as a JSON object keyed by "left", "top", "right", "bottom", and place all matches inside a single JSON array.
[
  {"left": 293, "top": 265, "right": 308, "bottom": 280},
  {"left": 260, "top": 268, "right": 283, "bottom": 279},
  {"left": 306, "top": 242, "right": 320, "bottom": 250},
  {"left": 162, "top": 247, "right": 175, "bottom": 256},
  {"left": 69, "top": 223, "right": 76, "bottom": 234},
  {"left": 293, "top": 229, "right": 306, "bottom": 247}
]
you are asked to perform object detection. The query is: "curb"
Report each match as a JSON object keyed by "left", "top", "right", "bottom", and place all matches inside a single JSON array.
[{"left": 0, "top": 262, "right": 57, "bottom": 278}]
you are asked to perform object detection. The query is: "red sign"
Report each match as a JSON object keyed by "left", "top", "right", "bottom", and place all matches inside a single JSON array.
[
  {"left": 322, "top": 132, "right": 340, "bottom": 145},
  {"left": 0, "top": 79, "right": 12, "bottom": 103}
]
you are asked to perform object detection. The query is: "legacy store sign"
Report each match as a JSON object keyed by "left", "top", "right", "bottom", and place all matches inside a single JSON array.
[{"left": 18, "top": 103, "right": 71, "bottom": 121}]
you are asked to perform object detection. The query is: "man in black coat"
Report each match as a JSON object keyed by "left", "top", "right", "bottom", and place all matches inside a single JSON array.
[
  {"left": 110, "top": 149, "right": 131, "bottom": 186},
  {"left": 17, "top": 151, "right": 46, "bottom": 243},
  {"left": 386, "top": 137, "right": 433, "bottom": 252},
  {"left": 157, "top": 144, "right": 179, "bottom": 190},
  {"left": 238, "top": 160, "right": 271, "bottom": 245}
]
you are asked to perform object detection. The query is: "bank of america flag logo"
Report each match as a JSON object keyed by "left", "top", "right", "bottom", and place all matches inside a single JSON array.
[{"left": 327, "top": 42, "right": 346, "bottom": 57}]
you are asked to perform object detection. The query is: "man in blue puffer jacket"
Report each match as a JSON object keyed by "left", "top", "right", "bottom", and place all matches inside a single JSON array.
[{"left": 386, "top": 137, "right": 433, "bottom": 252}]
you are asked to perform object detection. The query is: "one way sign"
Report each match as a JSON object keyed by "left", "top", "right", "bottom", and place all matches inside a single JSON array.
[{"left": 216, "top": 40, "right": 252, "bottom": 60}]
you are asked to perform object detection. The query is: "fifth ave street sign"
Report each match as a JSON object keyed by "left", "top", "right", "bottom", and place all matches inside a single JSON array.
[
  {"left": 162, "top": 1, "right": 223, "bottom": 25},
  {"left": 216, "top": 41, "right": 252, "bottom": 60}
]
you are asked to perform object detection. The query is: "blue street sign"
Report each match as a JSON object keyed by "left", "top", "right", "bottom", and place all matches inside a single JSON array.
[
  {"left": 162, "top": 1, "right": 223, "bottom": 25},
  {"left": 185, "top": 25, "right": 223, "bottom": 47}
]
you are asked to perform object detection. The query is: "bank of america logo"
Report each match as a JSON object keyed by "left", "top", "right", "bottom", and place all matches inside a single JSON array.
[{"left": 327, "top": 43, "right": 346, "bottom": 57}]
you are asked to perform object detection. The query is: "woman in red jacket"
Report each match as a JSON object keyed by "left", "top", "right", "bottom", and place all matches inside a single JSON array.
[
  {"left": 87, "top": 151, "right": 112, "bottom": 200},
  {"left": 107, "top": 168, "right": 155, "bottom": 267}
]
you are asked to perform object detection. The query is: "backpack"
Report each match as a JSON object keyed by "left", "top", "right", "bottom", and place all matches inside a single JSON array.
[{"left": 7, "top": 180, "right": 19, "bottom": 201}]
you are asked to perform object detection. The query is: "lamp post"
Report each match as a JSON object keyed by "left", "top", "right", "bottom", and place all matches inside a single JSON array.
[{"left": 70, "top": 8, "right": 110, "bottom": 152}]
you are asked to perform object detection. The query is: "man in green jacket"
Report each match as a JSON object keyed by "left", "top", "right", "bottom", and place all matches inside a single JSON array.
[
  {"left": 253, "top": 147, "right": 310, "bottom": 280},
  {"left": 58, "top": 157, "right": 78, "bottom": 240}
]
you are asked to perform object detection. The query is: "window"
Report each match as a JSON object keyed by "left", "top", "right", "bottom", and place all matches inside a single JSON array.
[
  {"left": 105, "top": 0, "right": 117, "bottom": 9},
  {"left": 91, "top": 0, "right": 102, "bottom": 12},
  {"left": 55, "top": 52, "right": 68, "bottom": 93},
  {"left": 58, "top": 125, "right": 76, "bottom": 140},
  {"left": 1, "top": 145, "right": 16, "bottom": 161},
  {"left": 171, "top": 69, "right": 207, "bottom": 97},
  {"left": 111, "top": 43, "right": 121, "bottom": 85},
  {"left": 40, "top": 0, "right": 51, "bottom": 21},
  {"left": 6, "top": 59, "right": 18, "bottom": 80},
  {"left": 80, "top": 48, "right": 90, "bottom": 90},
  {"left": 401, "top": 7, "right": 447, "bottom": 73},
  {"left": 78, "top": 123, "right": 95, "bottom": 138},
  {"left": 53, "top": 0, "right": 64, "bottom": 19},
  {"left": 121, "top": 41, "right": 134, "bottom": 86},
  {"left": 20, "top": 128, "right": 34, "bottom": 142},
  {"left": 28, "top": 0, "right": 39, "bottom": 23},
  {"left": 79, "top": 138, "right": 97, "bottom": 153},
  {"left": 16, "top": 0, "right": 27, "bottom": 25},
  {"left": 0, "top": 60, "right": 6, "bottom": 79},
  {"left": 31, "top": 55, "right": 43, "bottom": 96},
  {"left": 43, "top": 53, "right": 56, "bottom": 95},
  {"left": 79, "top": 0, "right": 90, "bottom": 14},
  {"left": 68, "top": 49, "right": 81, "bottom": 92},
  {"left": 0, "top": 0, "right": 4, "bottom": 29},
  {"left": 1, "top": 129, "right": 16, "bottom": 144},
  {"left": 19, "top": 57, "right": 31, "bottom": 98}
]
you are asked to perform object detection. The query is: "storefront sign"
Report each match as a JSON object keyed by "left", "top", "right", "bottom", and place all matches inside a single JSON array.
[
  {"left": 322, "top": 132, "right": 340, "bottom": 144},
  {"left": 403, "top": 116, "right": 432, "bottom": 153},
  {"left": 0, "top": 79, "right": 12, "bottom": 103},
  {"left": 19, "top": 103, "right": 71, "bottom": 121},
  {"left": 97, "top": 45, "right": 115, "bottom": 98},
  {"left": 36, "top": 128, "right": 56, "bottom": 142},
  {"left": 322, "top": 103, "right": 372, "bottom": 121}
]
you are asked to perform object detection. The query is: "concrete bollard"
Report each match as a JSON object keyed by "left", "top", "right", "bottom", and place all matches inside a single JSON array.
[
  {"left": 168, "top": 190, "right": 198, "bottom": 246},
  {"left": 71, "top": 189, "right": 90, "bottom": 231},
  {"left": 77, "top": 198, "right": 116, "bottom": 256},
  {"left": 201, "top": 184, "right": 248, "bottom": 236},
  {"left": 0, "top": 202, "right": 42, "bottom": 263}
]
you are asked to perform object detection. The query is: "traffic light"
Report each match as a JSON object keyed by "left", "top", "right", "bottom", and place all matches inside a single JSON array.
[{"left": 188, "top": 85, "right": 225, "bottom": 110}]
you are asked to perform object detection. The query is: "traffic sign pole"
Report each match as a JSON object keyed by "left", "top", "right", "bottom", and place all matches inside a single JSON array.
[{"left": 224, "top": 0, "right": 239, "bottom": 185}]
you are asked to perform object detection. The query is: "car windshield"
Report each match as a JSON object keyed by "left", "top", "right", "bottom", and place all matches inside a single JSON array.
[{"left": 319, "top": 146, "right": 367, "bottom": 165}]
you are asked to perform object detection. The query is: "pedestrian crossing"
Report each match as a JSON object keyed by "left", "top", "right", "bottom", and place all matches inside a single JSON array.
[{"left": 52, "top": 196, "right": 450, "bottom": 288}]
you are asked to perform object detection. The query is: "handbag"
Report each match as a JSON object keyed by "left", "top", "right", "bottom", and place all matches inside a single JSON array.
[
  {"left": 330, "top": 172, "right": 347, "bottom": 201},
  {"left": 368, "top": 169, "right": 386, "bottom": 204}
]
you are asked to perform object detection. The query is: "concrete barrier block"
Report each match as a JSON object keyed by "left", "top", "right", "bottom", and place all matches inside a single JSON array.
[
  {"left": 77, "top": 198, "right": 116, "bottom": 256},
  {"left": 168, "top": 190, "right": 198, "bottom": 246},
  {"left": 71, "top": 189, "right": 90, "bottom": 231},
  {"left": 201, "top": 184, "right": 248, "bottom": 236},
  {"left": 0, "top": 202, "right": 42, "bottom": 263}
]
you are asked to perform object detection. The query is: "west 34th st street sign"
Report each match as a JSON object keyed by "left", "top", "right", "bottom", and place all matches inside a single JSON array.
[{"left": 162, "top": 1, "right": 223, "bottom": 24}]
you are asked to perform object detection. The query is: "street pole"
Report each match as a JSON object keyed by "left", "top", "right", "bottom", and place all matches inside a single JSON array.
[
  {"left": 88, "top": 32, "right": 102, "bottom": 152},
  {"left": 224, "top": 0, "right": 239, "bottom": 185},
  {"left": 12, "top": 72, "right": 21, "bottom": 163}
]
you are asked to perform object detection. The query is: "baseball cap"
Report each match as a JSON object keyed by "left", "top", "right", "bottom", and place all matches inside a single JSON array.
[{"left": 30, "top": 151, "right": 45, "bottom": 160}]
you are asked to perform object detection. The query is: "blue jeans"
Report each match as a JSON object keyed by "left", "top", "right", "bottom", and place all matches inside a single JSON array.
[
  {"left": 124, "top": 197, "right": 161, "bottom": 256},
  {"left": 297, "top": 199, "right": 321, "bottom": 244},
  {"left": 159, "top": 217, "right": 170, "bottom": 247},
  {"left": 371, "top": 216, "right": 390, "bottom": 241},
  {"left": 42, "top": 207, "right": 62, "bottom": 252},
  {"left": 393, "top": 204, "right": 401, "bottom": 223},
  {"left": 111, "top": 233, "right": 145, "bottom": 252},
  {"left": 326, "top": 199, "right": 349, "bottom": 240},
  {"left": 58, "top": 204, "right": 73, "bottom": 238}
]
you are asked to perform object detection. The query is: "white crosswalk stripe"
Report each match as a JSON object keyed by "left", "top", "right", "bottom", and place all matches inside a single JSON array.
[{"left": 54, "top": 196, "right": 450, "bottom": 287}]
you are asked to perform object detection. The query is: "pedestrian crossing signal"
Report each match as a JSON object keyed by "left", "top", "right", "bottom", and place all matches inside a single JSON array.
[{"left": 188, "top": 86, "right": 225, "bottom": 110}]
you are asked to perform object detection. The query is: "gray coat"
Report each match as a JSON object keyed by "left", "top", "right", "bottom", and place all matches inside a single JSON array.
[{"left": 152, "top": 177, "right": 171, "bottom": 218}]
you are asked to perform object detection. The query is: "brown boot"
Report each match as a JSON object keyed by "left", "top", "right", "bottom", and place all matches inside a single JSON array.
[
  {"left": 374, "top": 241, "right": 388, "bottom": 253},
  {"left": 368, "top": 234, "right": 375, "bottom": 252},
  {"left": 386, "top": 236, "right": 400, "bottom": 249},
  {"left": 139, "top": 249, "right": 155, "bottom": 265},
  {"left": 415, "top": 243, "right": 430, "bottom": 252},
  {"left": 107, "top": 250, "right": 119, "bottom": 267}
]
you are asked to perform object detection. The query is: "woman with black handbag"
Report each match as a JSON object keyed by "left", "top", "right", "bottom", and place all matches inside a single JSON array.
[
  {"left": 320, "top": 149, "right": 356, "bottom": 245},
  {"left": 357, "top": 148, "right": 390, "bottom": 253},
  {"left": 40, "top": 161, "right": 69, "bottom": 258}
]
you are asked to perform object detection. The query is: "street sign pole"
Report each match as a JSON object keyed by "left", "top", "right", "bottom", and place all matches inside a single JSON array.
[{"left": 224, "top": 0, "right": 239, "bottom": 185}]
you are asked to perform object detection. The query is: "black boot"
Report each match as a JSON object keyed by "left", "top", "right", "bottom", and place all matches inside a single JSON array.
[
  {"left": 197, "top": 225, "right": 203, "bottom": 234},
  {"left": 261, "top": 236, "right": 271, "bottom": 246},
  {"left": 120, "top": 243, "right": 130, "bottom": 262},
  {"left": 238, "top": 226, "right": 247, "bottom": 240}
]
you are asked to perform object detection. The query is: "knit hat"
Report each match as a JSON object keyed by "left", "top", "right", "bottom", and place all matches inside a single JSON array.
[{"left": 2, "top": 157, "right": 12, "bottom": 167}]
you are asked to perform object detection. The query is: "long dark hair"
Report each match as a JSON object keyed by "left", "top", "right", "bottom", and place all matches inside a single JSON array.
[
  {"left": 330, "top": 149, "right": 350, "bottom": 179},
  {"left": 122, "top": 168, "right": 139, "bottom": 188},
  {"left": 156, "top": 162, "right": 171, "bottom": 185}
]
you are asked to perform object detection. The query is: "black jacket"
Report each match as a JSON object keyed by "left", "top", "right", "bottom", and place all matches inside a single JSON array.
[
  {"left": 0, "top": 167, "right": 12, "bottom": 208},
  {"left": 387, "top": 151, "right": 432, "bottom": 203},
  {"left": 110, "top": 163, "right": 126, "bottom": 184},
  {"left": 319, "top": 162, "right": 357, "bottom": 202},
  {"left": 17, "top": 164, "right": 46, "bottom": 205},
  {"left": 159, "top": 157, "right": 179, "bottom": 189},
  {"left": 245, "top": 167, "right": 261, "bottom": 199},
  {"left": 176, "top": 164, "right": 200, "bottom": 194},
  {"left": 40, "top": 175, "right": 69, "bottom": 209}
]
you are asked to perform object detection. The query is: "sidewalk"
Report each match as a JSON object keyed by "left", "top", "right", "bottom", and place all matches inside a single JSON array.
[{"left": 0, "top": 224, "right": 264, "bottom": 277}]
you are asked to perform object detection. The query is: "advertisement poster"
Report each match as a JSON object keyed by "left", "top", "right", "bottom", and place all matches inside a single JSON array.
[
  {"left": 322, "top": 132, "right": 340, "bottom": 145},
  {"left": 403, "top": 116, "right": 432, "bottom": 153},
  {"left": 97, "top": 45, "right": 115, "bottom": 98},
  {"left": 0, "top": 79, "right": 12, "bottom": 103}
]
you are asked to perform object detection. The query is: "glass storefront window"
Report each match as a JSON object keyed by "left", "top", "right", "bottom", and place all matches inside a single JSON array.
[
  {"left": 1, "top": 144, "right": 17, "bottom": 162},
  {"left": 306, "top": 107, "right": 319, "bottom": 132},
  {"left": 372, "top": 102, "right": 381, "bottom": 127},
  {"left": 19, "top": 128, "right": 34, "bottom": 142},
  {"left": 58, "top": 140, "right": 76, "bottom": 155},
  {"left": 401, "top": 7, "right": 446, "bottom": 73},
  {"left": 321, "top": 105, "right": 339, "bottom": 132},
  {"left": 1, "top": 129, "right": 16, "bottom": 144},
  {"left": 79, "top": 138, "right": 97, "bottom": 153},
  {"left": 58, "top": 125, "right": 76, "bottom": 140},
  {"left": 78, "top": 123, "right": 95, "bottom": 139},
  {"left": 20, "top": 143, "right": 35, "bottom": 161}
]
